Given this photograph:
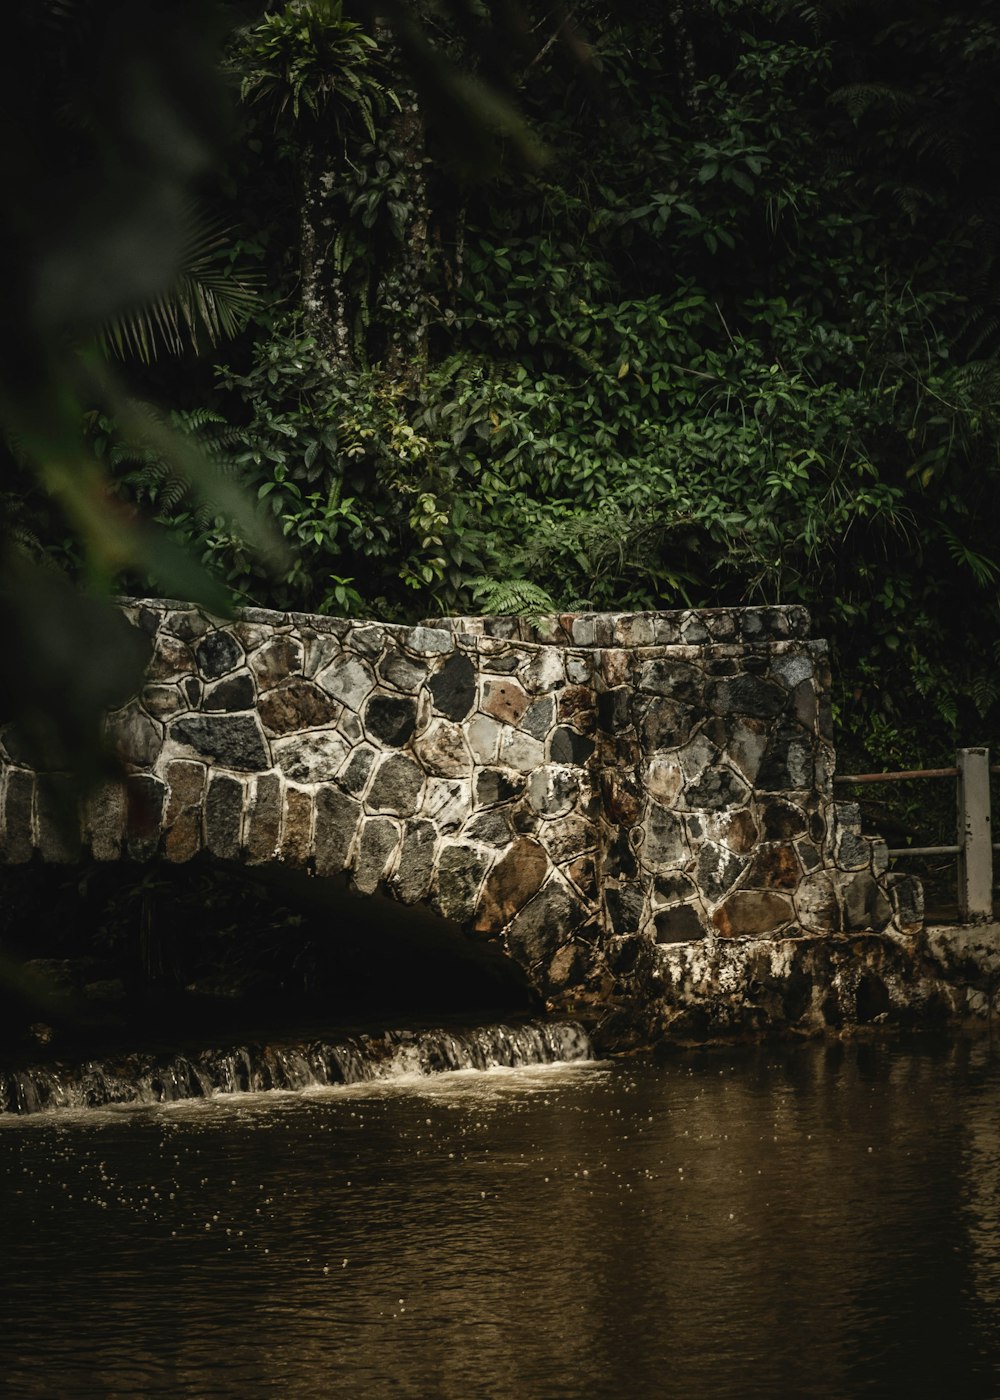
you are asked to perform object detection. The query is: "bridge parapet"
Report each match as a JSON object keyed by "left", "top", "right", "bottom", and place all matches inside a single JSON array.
[{"left": 0, "top": 600, "right": 922, "bottom": 1010}]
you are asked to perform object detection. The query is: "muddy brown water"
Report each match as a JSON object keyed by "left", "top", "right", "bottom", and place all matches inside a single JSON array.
[{"left": 1, "top": 1034, "right": 999, "bottom": 1398}]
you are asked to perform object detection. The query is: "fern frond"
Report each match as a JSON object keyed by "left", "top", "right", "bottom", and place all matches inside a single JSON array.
[
  {"left": 970, "top": 674, "right": 999, "bottom": 719},
  {"left": 956, "top": 308, "right": 1000, "bottom": 360},
  {"left": 174, "top": 407, "right": 227, "bottom": 432},
  {"left": 907, "top": 120, "right": 967, "bottom": 171},
  {"left": 158, "top": 479, "right": 188, "bottom": 511},
  {"left": 940, "top": 524, "right": 1000, "bottom": 585},
  {"left": 831, "top": 83, "right": 919, "bottom": 121},
  {"left": 469, "top": 576, "right": 560, "bottom": 617}
]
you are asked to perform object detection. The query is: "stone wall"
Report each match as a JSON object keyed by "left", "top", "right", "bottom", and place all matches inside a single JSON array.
[{"left": 0, "top": 599, "right": 922, "bottom": 1020}]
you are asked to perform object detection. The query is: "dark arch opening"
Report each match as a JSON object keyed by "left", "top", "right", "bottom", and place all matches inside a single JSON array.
[{"left": 0, "top": 856, "right": 538, "bottom": 1065}]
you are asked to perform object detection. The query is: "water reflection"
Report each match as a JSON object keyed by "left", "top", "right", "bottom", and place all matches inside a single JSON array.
[{"left": 2, "top": 1040, "right": 999, "bottom": 1397}]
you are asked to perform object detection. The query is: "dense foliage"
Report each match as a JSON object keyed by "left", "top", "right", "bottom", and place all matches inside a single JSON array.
[{"left": 8, "top": 0, "right": 1000, "bottom": 778}]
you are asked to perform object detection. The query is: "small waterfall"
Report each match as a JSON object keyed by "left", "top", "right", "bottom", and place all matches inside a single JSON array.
[{"left": 0, "top": 1020, "right": 594, "bottom": 1116}]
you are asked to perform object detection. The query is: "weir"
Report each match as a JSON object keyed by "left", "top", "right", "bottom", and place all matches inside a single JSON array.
[
  {"left": 0, "top": 1020, "right": 593, "bottom": 1115},
  {"left": 2, "top": 598, "right": 960, "bottom": 1045}
]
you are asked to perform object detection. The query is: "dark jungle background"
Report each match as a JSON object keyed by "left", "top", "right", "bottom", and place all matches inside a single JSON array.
[{"left": 2, "top": 0, "right": 998, "bottom": 1031}]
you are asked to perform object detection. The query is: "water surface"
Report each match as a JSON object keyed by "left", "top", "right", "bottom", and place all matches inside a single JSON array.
[{"left": 2, "top": 1037, "right": 999, "bottom": 1398}]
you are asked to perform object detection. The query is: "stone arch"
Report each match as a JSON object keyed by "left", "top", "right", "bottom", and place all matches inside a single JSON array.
[
  {"left": 0, "top": 600, "right": 604, "bottom": 1003},
  {"left": 0, "top": 597, "right": 923, "bottom": 1018}
]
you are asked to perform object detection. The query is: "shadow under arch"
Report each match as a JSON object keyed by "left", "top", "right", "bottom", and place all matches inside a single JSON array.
[{"left": 0, "top": 852, "right": 540, "bottom": 1064}]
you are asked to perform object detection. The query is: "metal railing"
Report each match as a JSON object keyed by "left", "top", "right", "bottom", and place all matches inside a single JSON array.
[{"left": 833, "top": 747, "right": 997, "bottom": 922}]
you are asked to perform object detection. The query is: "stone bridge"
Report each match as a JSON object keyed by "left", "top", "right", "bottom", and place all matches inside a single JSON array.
[{"left": 0, "top": 599, "right": 925, "bottom": 1033}]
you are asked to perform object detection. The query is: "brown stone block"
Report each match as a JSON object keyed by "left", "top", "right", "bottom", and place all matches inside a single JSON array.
[
  {"left": 165, "top": 761, "right": 206, "bottom": 824},
  {"left": 245, "top": 773, "right": 282, "bottom": 863},
  {"left": 84, "top": 781, "right": 125, "bottom": 861},
  {"left": 600, "top": 771, "right": 642, "bottom": 826},
  {"left": 564, "top": 852, "right": 597, "bottom": 901},
  {"left": 413, "top": 719, "right": 471, "bottom": 778},
  {"left": 718, "top": 808, "right": 758, "bottom": 854},
  {"left": 598, "top": 733, "right": 640, "bottom": 767},
  {"left": 259, "top": 678, "right": 341, "bottom": 735},
  {"left": 474, "top": 836, "right": 549, "bottom": 933},
  {"left": 231, "top": 620, "right": 272, "bottom": 653},
  {"left": 600, "top": 649, "right": 631, "bottom": 687},
  {"left": 126, "top": 774, "right": 167, "bottom": 860},
  {"left": 147, "top": 633, "right": 195, "bottom": 681},
  {"left": 250, "top": 634, "right": 304, "bottom": 688},
  {"left": 2, "top": 769, "right": 35, "bottom": 863},
  {"left": 480, "top": 677, "right": 530, "bottom": 726},
  {"left": 743, "top": 841, "right": 801, "bottom": 890},
  {"left": 163, "top": 810, "right": 199, "bottom": 863},
  {"left": 280, "top": 785, "right": 314, "bottom": 867},
  {"left": 712, "top": 890, "right": 794, "bottom": 938},
  {"left": 558, "top": 686, "right": 595, "bottom": 723},
  {"left": 547, "top": 940, "right": 589, "bottom": 992},
  {"left": 141, "top": 683, "right": 187, "bottom": 719},
  {"left": 163, "top": 761, "right": 206, "bottom": 863}
]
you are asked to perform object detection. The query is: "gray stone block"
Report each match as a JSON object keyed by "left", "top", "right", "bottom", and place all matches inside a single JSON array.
[
  {"left": 315, "top": 655, "right": 376, "bottom": 711},
  {"left": 314, "top": 785, "right": 361, "bottom": 876},
  {"left": 203, "top": 672, "right": 256, "bottom": 713},
  {"left": 709, "top": 674, "right": 786, "bottom": 718},
  {"left": 367, "top": 752, "right": 424, "bottom": 817},
  {"left": 389, "top": 818, "right": 437, "bottom": 904},
  {"left": 171, "top": 714, "right": 270, "bottom": 772},
  {"left": 245, "top": 773, "right": 281, "bottom": 864},
  {"left": 363, "top": 694, "right": 418, "bottom": 747},
  {"left": 435, "top": 841, "right": 493, "bottom": 923},
  {"left": 429, "top": 652, "right": 476, "bottom": 720},
  {"left": 205, "top": 773, "right": 244, "bottom": 861},
  {"left": 195, "top": 630, "right": 244, "bottom": 679},
  {"left": 352, "top": 816, "right": 400, "bottom": 894},
  {"left": 273, "top": 731, "right": 351, "bottom": 784},
  {"left": 2, "top": 770, "right": 35, "bottom": 862},
  {"left": 506, "top": 877, "right": 586, "bottom": 968},
  {"left": 654, "top": 901, "right": 706, "bottom": 943}
]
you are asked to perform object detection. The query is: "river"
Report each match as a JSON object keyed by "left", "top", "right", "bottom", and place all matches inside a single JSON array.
[{"left": 1, "top": 1032, "right": 999, "bottom": 1398}]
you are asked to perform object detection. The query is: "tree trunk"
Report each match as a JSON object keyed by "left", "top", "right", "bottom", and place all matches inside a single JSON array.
[
  {"left": 373, "top": 88, "right": 433, "bottom": 379},
  {"left": 299, "top": 141, "right": 352, "bottom": 364}
]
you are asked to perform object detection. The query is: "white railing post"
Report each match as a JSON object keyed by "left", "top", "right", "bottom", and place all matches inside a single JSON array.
[{"left": 957, "top": 747, "right": 993, "bottom": 921}]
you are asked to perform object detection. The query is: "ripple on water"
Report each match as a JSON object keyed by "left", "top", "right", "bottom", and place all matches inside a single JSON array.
[{"left": 0, "top": 1040, "right": 999, "bottom": 1399}]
